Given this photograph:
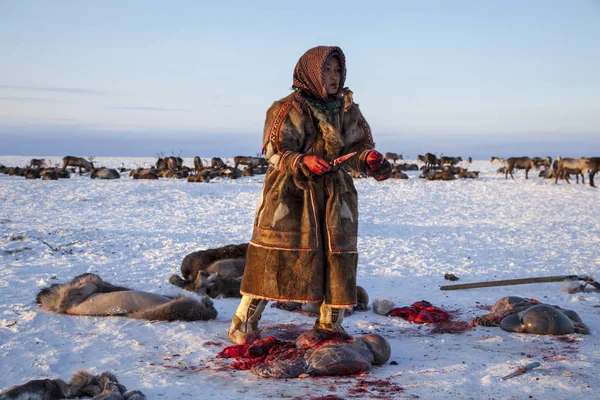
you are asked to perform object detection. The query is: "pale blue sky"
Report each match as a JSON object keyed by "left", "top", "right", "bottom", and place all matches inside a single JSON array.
[{"left": 1, "top": 0, "right": 599, "bottom": 157}]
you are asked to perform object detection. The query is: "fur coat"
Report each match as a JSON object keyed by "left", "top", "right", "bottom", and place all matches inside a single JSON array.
[{"left": 240, "top": 89, "right": 376, "bottom": 307}]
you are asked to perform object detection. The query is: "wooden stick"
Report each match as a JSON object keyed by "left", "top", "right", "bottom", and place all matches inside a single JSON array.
[{"left": 440, "top": 275, "right": 600, "bottom": 291}]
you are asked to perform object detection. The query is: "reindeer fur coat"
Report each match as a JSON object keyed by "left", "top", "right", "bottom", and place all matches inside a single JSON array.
[{"left": 240, "top": 89, "right": 377, "bottom": 307}]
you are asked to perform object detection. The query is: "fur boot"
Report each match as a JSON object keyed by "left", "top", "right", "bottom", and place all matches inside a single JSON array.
[{"left": 228, "top": 296, "right": 268, "bottom": 344}]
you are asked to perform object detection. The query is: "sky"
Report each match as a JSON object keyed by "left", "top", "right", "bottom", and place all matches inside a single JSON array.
[{"left": 1, "top": 0, "right": 599, "bottom": 158}]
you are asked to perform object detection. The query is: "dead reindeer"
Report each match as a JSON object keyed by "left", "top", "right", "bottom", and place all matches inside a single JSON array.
[
  {"left": 189, "top": 259, "right": 247, "bottom": 298},
  {"left": 0, "top": 371, "right": 146, "bottom": 400},
  {"left": 554, "top": 156, "right": 590, "bottom": 185},
  {"left": 0, "top": 370, "right": 101, "bottom": 400},
  {"left": 505, "top": 157, "right": 535, "bottom": 179},
  {"left": 91, "top": 168, "right": 120, "bottom": 180},
  {"left": 37, "top": 273, "right": 217, "bottom": 322},
  {"left": 169, "top": 243, "right": 248, "bottom": 297},
  {"left": 62, "top": 156, "right": 95, "bottom": 174}
]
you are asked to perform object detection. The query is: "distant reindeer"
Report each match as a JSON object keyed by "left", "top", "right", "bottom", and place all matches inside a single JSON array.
[
  {"left": 62, "top": 156, "right": 94, "bottom": 174},
  {"left": 211, "top": 157, "right": 227, "bottom": 169},
  {"left": 439, "top": 156, "right": 462, "bottom": 166},
  {"left": 554, "top": 156, "right": 589, "bottom": 185},
  {"left": 233, "top": 156, "right": 267, "bottom": 170},
  {"left": 505, "top": 157, "right": 535, "bottom": 179},
  {"left": 424, "top": 153, "right": 439, "bottom": 169},
  {"left": 29, "top": 158, "right": 46, "bottom": 168},
  {"left": 384, "top": 152, "right": 403, "bottom": 164},
  {"left": 588, "top": 157, "right": 600, "bottom": 188},
  {"left": 193, "top": 156, "right": 203, "bottom": 172}
]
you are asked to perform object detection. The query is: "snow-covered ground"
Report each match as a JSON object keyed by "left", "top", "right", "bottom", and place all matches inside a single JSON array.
[{"left": 1, "top": 155, "right": 599, "bottom": 399}]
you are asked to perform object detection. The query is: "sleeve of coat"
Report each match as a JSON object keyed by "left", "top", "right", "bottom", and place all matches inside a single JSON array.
[
  {"left": 262, "top": 99, "right": 305, "bottom": 173},
  {"left": 342, "top": 103, "right": 376, "bottom": 174}
]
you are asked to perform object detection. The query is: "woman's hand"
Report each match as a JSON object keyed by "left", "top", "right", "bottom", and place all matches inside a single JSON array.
[
  {"left": 366, "top": 151, "right": 392, "bottom": 181},
  {"left": 303, "top": 155, "right": 331, "bottom": 175},
  {"left": 366, "top": 151, "right": 384, "bottom": 169}
]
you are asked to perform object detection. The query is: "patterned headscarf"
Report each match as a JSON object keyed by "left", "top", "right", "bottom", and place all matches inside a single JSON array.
[{"left": 293, "top": 46, "right": 347, "bottom": 102}]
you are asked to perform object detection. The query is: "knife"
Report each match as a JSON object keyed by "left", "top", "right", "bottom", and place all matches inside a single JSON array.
[
  {"left": 499, "top": 362, "right": 540, "bottom": 380},
  {"left": 330, "top": 152, "right": 357, "bottom": 167}
]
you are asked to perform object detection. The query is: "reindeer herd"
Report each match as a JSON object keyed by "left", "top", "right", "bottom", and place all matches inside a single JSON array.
[
  {"left": 1, "top": 152, "right": 599, "bottom": 188},
  {"left": 0, "top": 154, "right": 270, "bottom": 183},
  {"left": 492, "top": 155, "right": 600, "bottom": 187}
]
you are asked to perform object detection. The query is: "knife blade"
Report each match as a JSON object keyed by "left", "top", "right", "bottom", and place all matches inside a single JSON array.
[
  {"left": 331, "top": 152, "right": 358, "bottom": 167},
  {"left": 499, "top": 362, "right": 540, "bottom": 380}
]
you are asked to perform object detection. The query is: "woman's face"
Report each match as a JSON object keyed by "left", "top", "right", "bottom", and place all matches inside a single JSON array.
[{"left": 323, "top": 56, "right": 342, "bottom": 95}]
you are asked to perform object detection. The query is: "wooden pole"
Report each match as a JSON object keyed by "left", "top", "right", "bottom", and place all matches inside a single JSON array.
[{"left": 440, "top": 275, "right": 600, "bottom": 291}]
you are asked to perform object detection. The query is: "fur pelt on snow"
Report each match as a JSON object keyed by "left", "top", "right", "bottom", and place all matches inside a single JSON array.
[
  {"left": 36, "top": 273, "right": 217, "bottom": 322},
  {"left": 0, "top": 370, "right": 146, "bottom": 400}
]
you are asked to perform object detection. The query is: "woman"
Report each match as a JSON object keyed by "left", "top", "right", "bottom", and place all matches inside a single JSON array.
[{"left": 229, "top": 46, "right": 391, "bottom": 344}]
